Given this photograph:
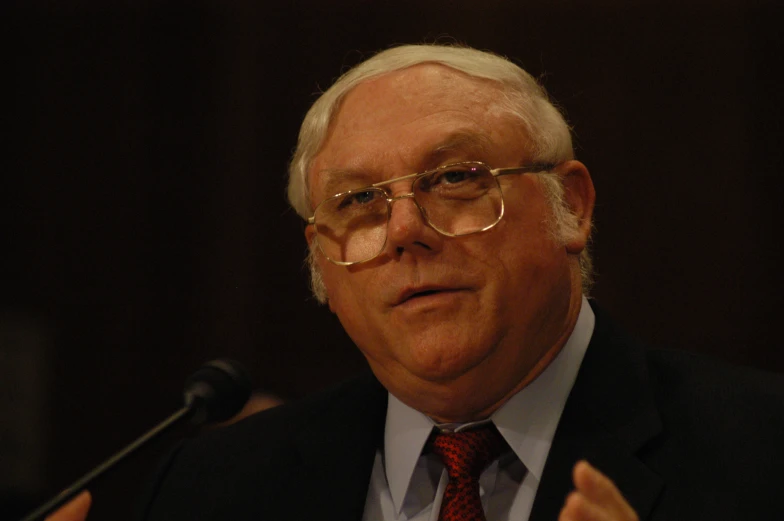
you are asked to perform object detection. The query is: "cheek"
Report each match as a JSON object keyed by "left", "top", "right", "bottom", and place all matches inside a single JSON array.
[
  {"left": 321, "top": 264, "right": 370, "bottom": 319},
  {"left": 489, "top": 216, "right": 568, "bottom": 298},
  {"left": 325, "top": 274, "right": 388, "bottom": 361}
]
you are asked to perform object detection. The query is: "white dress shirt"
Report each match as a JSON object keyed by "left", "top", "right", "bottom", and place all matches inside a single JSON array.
[{"left": 362, "top": 296, "right": 595, "bottom": 521}]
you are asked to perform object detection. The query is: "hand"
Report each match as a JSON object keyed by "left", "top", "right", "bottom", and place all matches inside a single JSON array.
[
  {"left": 45, "top": 491, "right": 92, "bottom": 521},
  {"left": 559, "top": 461, "right": 639, "bottom": 521}
]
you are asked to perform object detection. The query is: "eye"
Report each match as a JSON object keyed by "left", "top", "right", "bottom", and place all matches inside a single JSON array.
[
  {"left": 440, "top": 168, "right": 471, "bottom": 184},
  {"left": 420, "top": 166, "right": 482, "bottom": 191},
  {"left": 336, "top": 189, "right": 383, "bottom": 210}
]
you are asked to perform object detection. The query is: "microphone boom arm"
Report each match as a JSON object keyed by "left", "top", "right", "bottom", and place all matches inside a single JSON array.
[{"left": 20, "top": 406, "right": 192, "bottom": 521}]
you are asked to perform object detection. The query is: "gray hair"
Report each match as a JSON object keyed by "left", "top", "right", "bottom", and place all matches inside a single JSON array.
[{"left": 287, "top": 44, "right": 593, "bottom": 302}]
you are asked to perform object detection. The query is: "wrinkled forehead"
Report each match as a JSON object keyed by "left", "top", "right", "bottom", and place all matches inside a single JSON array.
[{"left": 308, "top": 64, "right": 523, "bottom": 195}]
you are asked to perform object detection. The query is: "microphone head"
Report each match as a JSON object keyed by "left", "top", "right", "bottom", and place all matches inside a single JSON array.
[{"left": 183, "top": 359, "right": 252, "bottom": 425}]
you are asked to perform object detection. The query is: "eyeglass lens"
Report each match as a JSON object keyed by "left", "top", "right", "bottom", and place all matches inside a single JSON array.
[{"left": 314, "top": 163, "right": 503, "bottom": 264}]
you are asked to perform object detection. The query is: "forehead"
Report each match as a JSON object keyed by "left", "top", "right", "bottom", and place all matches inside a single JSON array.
[
  {"left": 310, "top": 64, "right": 529, "bottom": 196},
  {"left": 334, "top": 64, "right": 497, "bottom": 128}
]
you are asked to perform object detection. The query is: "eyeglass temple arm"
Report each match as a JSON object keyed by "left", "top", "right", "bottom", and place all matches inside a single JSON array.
[{"left": 492, "top": 163, "right": 557, "bottom": 177}]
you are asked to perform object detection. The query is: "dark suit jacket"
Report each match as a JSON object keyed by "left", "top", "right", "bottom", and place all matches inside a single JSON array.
[{"left": 139, "top": 304, "right": 784, "bottom": 520}]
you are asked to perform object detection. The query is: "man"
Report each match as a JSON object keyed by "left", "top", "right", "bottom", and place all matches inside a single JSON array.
[{"left": 53, "top": 44, "right": 783, "bottom": 521}]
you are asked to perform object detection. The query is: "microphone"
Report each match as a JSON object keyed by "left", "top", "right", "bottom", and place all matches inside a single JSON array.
[{"left": 19, "top": 359, "right": 252, "bottom": 521}]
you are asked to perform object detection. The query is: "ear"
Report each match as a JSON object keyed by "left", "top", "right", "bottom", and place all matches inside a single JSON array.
[
  {"left": 305, "top": 222, "right": 317, "bottom": 249},
  {"left": 304, "top": 224, "right": 336, "bottom": 312},
  {"left": 556, "top": 160, "right": 595, "bottom": 254}
]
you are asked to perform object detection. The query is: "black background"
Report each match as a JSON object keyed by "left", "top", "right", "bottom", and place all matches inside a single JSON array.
[{"left": 4, "top": 1, "right": 783, "bottom": 520}]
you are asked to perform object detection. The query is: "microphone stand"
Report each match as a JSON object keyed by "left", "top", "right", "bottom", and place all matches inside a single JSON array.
[
  {"left": 18, "top": 358, "right": 251, "bottom": 521},
  {"left": 20, "top": 406, "right": 191, "bottom": 521}
]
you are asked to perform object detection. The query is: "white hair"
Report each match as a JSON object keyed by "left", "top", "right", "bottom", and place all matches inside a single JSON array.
[{"left": 287, "top": 44, "right": 593, "bottom": 303}]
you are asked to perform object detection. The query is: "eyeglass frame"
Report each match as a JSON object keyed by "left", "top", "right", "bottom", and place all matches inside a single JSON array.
[{"left": 306, "top": 161, "right": 557, "bottom": 266}]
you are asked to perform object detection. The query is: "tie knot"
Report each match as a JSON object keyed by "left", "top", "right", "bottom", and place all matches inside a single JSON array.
[{"left": 429, "top": 425, "right": 506, "bottom": 479}]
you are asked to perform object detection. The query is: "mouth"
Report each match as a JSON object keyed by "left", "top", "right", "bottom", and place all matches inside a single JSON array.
[{"left": 394, "top": 286, "right": 465, "bottom": 306}]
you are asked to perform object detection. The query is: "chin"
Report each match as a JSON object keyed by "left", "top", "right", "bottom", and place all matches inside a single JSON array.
[
  {"left": 403, "top": 321, "right": 499, "bottom": 369},
  {"left": 403, "top": 345, "right": 493, "bottom": 385}
]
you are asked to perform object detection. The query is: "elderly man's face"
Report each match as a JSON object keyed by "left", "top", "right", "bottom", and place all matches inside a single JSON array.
[{"left": 306, "top": 64, "right": 592, "bottom": 422}]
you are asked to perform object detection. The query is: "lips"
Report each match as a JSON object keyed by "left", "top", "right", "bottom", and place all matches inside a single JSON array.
[{"left": 394, "top": 285, "right": 465, "bottom": 306}]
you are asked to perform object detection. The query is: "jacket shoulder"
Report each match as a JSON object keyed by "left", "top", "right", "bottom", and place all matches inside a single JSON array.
[
  {"left": 647, "top": 347, "right": 784, "bottom": 413},
  {"left": 645, "top": 347, "right": 784, "bottom": 442}
]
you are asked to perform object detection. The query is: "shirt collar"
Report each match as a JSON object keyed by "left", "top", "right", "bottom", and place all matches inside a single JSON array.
[
  {"left": 383, "top": 393, "right": 436, "bottom": 515},
  {"left": 383, "top": 296, "right": 595, "bottom": 515}
]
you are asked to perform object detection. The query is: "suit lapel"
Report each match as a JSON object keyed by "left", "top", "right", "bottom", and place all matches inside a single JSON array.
[
  {"left": 530, "top": 303, "right": 664, "bottom": 521},
  {"left": 292, "top": 372, "right": 388, "bottom": 521}
]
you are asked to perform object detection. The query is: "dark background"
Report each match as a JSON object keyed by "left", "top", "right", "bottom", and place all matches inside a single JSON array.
[{"left": 3, "top": 1, "right": 783, "bottom": 520}]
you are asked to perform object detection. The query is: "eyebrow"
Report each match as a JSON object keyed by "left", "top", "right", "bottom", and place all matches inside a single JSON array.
[
  {"left": 318, "top": 130, "right": 494, "bottom": 197},
  {"left": 425, "top": 131, "right": 492, "bottom": 165},
  {"left": 320, "top": 170, "right": 376, "bottom": 199}
]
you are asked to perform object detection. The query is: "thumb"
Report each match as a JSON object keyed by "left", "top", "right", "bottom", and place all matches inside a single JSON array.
[{"left": 45, "top": 490, "right": 92, "bottom": 521}]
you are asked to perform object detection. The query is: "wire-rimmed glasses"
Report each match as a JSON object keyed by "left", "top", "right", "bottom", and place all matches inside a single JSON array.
[{"left": 307, "top": 161, "right": 555, "bottom": 265}]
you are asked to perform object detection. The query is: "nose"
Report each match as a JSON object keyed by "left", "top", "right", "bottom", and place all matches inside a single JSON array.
[{"left": 385, "top": 193, "right": 442, "bottom": 257}]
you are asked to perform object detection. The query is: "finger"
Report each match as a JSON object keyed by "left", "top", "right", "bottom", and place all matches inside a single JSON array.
[
  {"left": 572, "top": 461, "right": 638, "bottom": 521},
  {"left": 559, "top": 491, "right": 607, "bottom": 521},
  {"left": 45, "top": 490, "right": 92, "bottom": 521},
  {"left": 573, "top": 460, "right": 622, "bottom": 503}
]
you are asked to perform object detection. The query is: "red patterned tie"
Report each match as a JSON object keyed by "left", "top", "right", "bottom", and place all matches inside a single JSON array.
[{"left": 429, "top": 425, "right": 507, "bottom": 521}]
